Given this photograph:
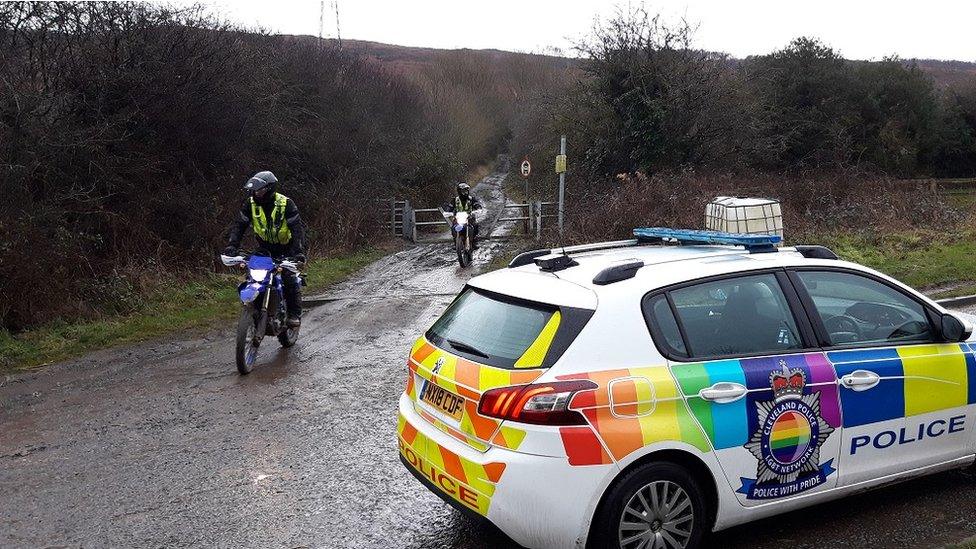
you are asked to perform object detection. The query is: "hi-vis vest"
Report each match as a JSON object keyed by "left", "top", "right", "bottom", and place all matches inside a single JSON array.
[
  {"left": 455, "top": 196, "right": 474, "bottom": 213},
  {"left": 249, "top": 193, "right": 292, "bottom": 245}
]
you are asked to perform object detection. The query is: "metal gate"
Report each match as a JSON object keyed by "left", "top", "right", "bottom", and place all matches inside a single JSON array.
[{"left": 381, "top": 199, "right": 561, "bottom": 243}]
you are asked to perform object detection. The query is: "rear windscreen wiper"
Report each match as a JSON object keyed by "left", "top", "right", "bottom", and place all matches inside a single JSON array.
[{"left": 446, "top": 338, "right": 490, "bottom": 359}]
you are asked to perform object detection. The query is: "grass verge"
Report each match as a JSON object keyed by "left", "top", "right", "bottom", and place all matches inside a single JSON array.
[
  {"left": 0, "top": 248, "right": 386, "bottom": 372},
  {"left": 812, "top": 229, "right": 976, "bottom": 294},
  {"left": 945, "top": 537, "right": 976, "bottom": 549}
]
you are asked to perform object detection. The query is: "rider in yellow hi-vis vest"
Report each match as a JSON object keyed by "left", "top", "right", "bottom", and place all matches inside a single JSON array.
[
  {"left": 445, "top": 182, "right": 483, "bottom": 247},
  {"left": 224, "top": 171, "right": 306, "bottom": 327}
]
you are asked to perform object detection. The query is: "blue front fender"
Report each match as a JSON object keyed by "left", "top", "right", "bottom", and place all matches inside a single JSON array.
[{"left": 239, "top": 281, "right": 264, "bottom": 304}]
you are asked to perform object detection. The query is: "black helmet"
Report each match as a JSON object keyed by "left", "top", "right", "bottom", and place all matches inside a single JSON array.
[
  {"left": 456, "top": 182, "right": 470, "bottom": 199},
  {"left": 244, "top": 171, "right": 278, "bottom": 198}
]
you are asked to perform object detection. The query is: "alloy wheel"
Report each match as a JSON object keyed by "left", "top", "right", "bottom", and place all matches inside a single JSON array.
[{"left": 618, "top": 480, "right": 694, "bottom": 549}]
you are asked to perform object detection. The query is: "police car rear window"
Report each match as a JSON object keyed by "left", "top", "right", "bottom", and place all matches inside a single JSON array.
[{"left": 426, "top": 288, "right": 558, "bottom": 369}]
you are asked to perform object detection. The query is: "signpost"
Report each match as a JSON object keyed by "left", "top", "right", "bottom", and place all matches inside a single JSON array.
[
  {"left": 520, "top": 157, "right": 531, "bottom": 204},
  {"left": 556, "top": 136, "right": 566, "bottom": 235}
]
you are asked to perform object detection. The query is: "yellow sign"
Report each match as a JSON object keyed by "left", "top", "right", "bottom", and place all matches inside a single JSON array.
[{"left": 555, "top": 154, "right": 567, "bottom": 174}]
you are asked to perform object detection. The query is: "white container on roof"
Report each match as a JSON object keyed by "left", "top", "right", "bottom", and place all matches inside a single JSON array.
[{"left": 704, "top": 196, "right": 783, "bottom": 240}]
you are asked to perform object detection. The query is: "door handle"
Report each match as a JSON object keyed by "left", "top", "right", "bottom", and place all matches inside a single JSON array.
[
  {"left": 699, "top": 382, "right": 748, "bottom": 403},
  {"left": 840, "top": 370, "right": 881, "bottom": 392}
]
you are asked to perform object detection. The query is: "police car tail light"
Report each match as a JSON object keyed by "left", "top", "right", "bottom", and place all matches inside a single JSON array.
[{"left": 478, "top": 380, "right": 597, "bottom": 426}]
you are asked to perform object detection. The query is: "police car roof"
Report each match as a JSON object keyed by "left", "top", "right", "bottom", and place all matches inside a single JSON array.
[{"left": 468, "top": 242, "right": 878, "bottom": 310}]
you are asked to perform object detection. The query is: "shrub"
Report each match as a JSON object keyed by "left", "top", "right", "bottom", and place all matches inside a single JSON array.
[{"left": 0, "top": 2, "right": 464, "bottom": 330}]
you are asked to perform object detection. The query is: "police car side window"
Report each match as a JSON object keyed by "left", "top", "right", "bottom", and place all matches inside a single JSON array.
[
  {"left": 668, "top": 274, "right": 804, "bottom": 359},
  {"left": 643, "top": 294, "right": 688, "bottom": 358},
  {"left": 795, "top": 270, "right": 934, "bottom": 347}
]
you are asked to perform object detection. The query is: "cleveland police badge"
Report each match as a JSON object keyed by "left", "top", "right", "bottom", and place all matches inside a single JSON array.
[{"left": 739, "top": 361, "right": 835, "bottom": 500}]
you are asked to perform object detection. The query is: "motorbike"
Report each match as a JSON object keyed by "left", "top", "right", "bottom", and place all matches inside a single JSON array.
[
  {"left": 442, "top": 209, "right": 474, "bottom": 268},
  {"left": 220, "top": 254, "right": 304, "bottom": 374}
]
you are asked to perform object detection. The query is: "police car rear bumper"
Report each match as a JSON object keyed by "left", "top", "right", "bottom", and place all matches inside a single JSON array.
[{"left": 397, "top": 392, "right": 611, "bottom": 549}]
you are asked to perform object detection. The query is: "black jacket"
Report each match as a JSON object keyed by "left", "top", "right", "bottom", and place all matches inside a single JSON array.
[{"left": 227, "top": 195, "right": 305, "bottom": 258}]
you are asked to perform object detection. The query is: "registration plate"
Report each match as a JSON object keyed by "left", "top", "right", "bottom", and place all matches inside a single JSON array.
[{"left": 421, "top": 382, "right": 465, "bottom": 421}]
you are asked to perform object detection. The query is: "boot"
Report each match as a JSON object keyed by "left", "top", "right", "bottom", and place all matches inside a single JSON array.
[{"left": 283, "top": 272, "right": 302, "bottom": 328}]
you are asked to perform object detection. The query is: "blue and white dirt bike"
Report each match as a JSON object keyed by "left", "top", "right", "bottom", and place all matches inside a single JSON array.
[
  {"left": 441, "top": 209, "right": 474, "bottom": 268},
  {"left": 220, "top": 254, "right": 304, "bottom": 374}
]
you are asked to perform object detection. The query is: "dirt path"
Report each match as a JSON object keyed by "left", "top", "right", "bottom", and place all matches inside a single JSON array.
[
  {"left": 3, "top": 170, "right": 976, "bottom": 548},
  {"left": 0, "top": 169, "right": 521, "bottom": 549}
]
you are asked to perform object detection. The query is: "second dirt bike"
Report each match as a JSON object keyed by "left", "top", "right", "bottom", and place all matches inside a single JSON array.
[
  {"left": 444, "top": 210, "right": 474, "bottom": 268},
  {"left": 220, "top": 253, "right": 304, "bottom": 374}
]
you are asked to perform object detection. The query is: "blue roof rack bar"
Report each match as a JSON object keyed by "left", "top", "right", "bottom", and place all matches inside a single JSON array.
[{"left": 633, "top": 227, "right": 781, "bottom": 253}]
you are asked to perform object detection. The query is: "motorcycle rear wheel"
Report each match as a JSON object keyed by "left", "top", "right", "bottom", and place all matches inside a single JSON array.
[{"left": 235, "top": 307, "right": 264, "bottom": 375}]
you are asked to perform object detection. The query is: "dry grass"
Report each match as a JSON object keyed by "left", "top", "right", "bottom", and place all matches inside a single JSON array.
[{"left": 562, "top": 171, "right": 958, "bottom": 245}]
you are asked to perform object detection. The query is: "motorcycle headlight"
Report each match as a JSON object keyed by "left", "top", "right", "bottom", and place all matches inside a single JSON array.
[{"left": 249, "top": 269, "right": 269, "bottom": 281}]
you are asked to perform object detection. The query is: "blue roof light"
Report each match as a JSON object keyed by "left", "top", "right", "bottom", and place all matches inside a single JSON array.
[{"left": 633, "top": 227, "right": 781, "bottom": 252}]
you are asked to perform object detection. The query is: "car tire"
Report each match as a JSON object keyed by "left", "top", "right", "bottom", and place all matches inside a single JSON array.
[{"left": 590, "top": 461, "right": 709, "bottom": 549}]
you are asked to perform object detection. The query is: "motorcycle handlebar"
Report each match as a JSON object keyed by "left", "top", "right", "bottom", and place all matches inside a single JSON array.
[
  {"left": 220, "top": 254, "right": 247, "bottom": 267},
  {"left": 279, "top": 260, "right": 301, "bottom": 274},
  {"left": 220, "top": 254, "right": 304, "bottom": 272}
]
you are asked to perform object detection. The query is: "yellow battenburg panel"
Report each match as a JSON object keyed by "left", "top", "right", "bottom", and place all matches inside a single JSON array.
[
  {"left": 433, "top": 354, "right": 460, "bottom": 395},
  {"left": 398, "top": 412, "right": 498, "bottom": 517},
  {"left": 514, "top": 311, "right": 562, "bottom": 368},
  {"left": 410, "top": 337, "right": 426, "bottom": 356},
  {"left": 899, "top": 344, "right": 969, "bottom": 416},
  {"left": 478, "top": 365, "right": 511, "bottom": 391},
  {"left": 424, "top": 409, "right": 490, "bottom": 451},
  {"left": 492, "top": 425, "right": 528, "bottom": 450}
]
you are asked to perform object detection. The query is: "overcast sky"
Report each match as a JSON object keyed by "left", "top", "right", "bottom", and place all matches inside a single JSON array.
[{"left": 188, "top": 0, "right": 975, "bottom": 61}]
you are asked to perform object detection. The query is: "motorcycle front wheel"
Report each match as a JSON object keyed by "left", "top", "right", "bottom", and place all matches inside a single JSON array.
[
  {"left": 235, "top": 307, "right": 265, "bottom": 375},
  {"left": 456, "top": 233, "right": 472, "bottom": 268}
]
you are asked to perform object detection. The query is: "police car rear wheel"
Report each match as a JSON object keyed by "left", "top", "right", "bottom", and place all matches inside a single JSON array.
[{"left": 595, "top": 462, "right": 707, "bottom": 549}]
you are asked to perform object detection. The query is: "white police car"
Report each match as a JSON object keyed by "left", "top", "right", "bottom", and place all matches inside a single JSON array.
[{"left": 397, "top": 228, "right": 976, "bottom": 549}]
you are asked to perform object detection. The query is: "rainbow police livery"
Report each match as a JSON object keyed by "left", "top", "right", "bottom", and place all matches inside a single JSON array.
[
  {"left": 395, "top": 228, "right": 976, "bottom": 549},
  {"left": 740, "top": 362, "right": 836, "bottom": 500}
]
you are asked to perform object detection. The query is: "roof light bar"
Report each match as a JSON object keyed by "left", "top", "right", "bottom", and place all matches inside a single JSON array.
[{"left": 633, "top": 227, "right": 781, "bottom": 253}]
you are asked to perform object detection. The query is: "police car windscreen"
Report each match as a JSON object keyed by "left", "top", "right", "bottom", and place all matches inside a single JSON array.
[{"left": 426, "top": 288, "right": 555, "bottom": 369}]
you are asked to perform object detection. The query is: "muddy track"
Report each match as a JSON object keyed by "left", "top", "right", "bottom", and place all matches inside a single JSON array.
[{"left": 3, "top": 169, "right": 976, "bottom": 548}]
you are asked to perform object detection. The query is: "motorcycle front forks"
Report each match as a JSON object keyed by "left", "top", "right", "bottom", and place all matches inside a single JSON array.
[{"left": 262, "top": 276, "right": 274, "bottom": 312}]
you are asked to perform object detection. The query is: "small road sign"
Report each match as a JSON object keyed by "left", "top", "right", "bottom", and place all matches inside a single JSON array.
[
  {"left": 520, "top": 158, "right": 532, "bottom": 178},
  {"left": 555, "top": 154, "right": 567, "bottom": 174}
]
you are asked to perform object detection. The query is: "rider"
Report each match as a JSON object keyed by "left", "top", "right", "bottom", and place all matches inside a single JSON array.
[
  {"left": 223, "top": 171, "right": 305, "bottom": 328},
  {"left": 446, "top": 182, "right": 482, "bottom": 245}
]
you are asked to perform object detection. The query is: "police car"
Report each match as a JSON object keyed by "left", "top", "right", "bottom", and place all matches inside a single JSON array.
[{"left": 397, "top": 228, "right": 976, "bottom": 549}]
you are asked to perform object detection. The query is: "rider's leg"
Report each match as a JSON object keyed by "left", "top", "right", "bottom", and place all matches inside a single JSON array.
[{"left": 282, "top": 270, "right": 302, "bottom": 327}]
